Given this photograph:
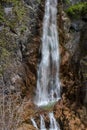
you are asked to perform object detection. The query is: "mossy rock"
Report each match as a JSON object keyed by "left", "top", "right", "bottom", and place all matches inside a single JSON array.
[
  {"left": 0, "top": 29, "right": 17, "bottom": 76},
  {"left": 0, "top": 0, "right": 27, "bottom": 27},
  {"left": 0, "top": 0, "right": 19, "bottom": 4},
  {"left": 66, "top": 2, "right": 87, "bottom": 19},
  {"left": 0, "top": 4, "right": 5, "bottom": 23}
]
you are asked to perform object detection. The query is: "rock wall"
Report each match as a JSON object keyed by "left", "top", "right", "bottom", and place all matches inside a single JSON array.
[
  {"left": 56, "top": 1, "right": 87, "bottom": 129},
  {"left": 0, "top": 0, "right": 87, "bottom": 130},
  {"left": 79, "top": 23, "right": 87, "bottom": 105},
  {"left": 0, "top": 0, "right": 42, "bottom": 97},
  {"left": 0, "top": 0, "right": 42, "bottom": 129}
]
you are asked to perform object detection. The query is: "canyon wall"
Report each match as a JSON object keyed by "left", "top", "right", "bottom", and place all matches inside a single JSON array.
[{"left": 0, "top": 0, "right": 87, "bottom": 129}]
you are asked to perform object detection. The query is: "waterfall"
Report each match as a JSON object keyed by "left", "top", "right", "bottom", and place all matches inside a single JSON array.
[
  {"left": 34, "top": 0, "right": 61, "bottom": 106},
  {"left": 32, "top": 0, "right": 61, "bottom": 129},
  {"left": 40, "top": 115, "right": 46, "bottom": 130},
  {"left": 49, "top": 112, "right": 60, "bottom": 130},
  {"left": 31, "top": 113, "right": 60, "bottom": 130},
  {"left": 31, "top": 118, "right": 38, "bottom": 129}
]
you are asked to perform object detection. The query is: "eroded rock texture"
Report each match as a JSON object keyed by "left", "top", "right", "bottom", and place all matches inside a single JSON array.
[{"left": 0, "top": 0, "right": 87, "bottom": 130}]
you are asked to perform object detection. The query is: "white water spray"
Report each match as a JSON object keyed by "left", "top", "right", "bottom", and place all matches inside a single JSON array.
[
  {"left": 40, "top": 115, "right": 46, "bottom": 130},
  {"left": 31, "top": 118, "right": 38, "bottom": 129},
  {"left": 35, "top": 0, "right": 61, "bottom": 106},
  {"left": 32, "top": 0, "right": 61, "bottom": 129},
  {"left": 31, "top": 113, "right": 60, "bottom": 130},
  {"left": 49, "top": 112, "right": 60, "bottom": 130}
]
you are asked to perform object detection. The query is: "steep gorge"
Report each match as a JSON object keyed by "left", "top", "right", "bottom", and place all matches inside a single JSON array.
[{"left": 0, "top": 0, "right": 87, "bottom": 130}]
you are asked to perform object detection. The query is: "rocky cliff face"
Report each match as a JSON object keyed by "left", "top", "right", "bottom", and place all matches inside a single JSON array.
[
  {"left": 79, "top": 23, "right": 87, "bottom": 106},
  {"left": 57, "top": 1, "right": 87, "bottom": 129},
  {"left": 0, "top": 0, "right": 42, "bottom": 129},
  {"left": 62, "top": 0, "right": 87, "bottom": 103},
  {"left": 0, "top": 0, "right": 87, "bottom": 130},
  {"left": 0, "top": 0, "right": 42, "bottom": 96}
]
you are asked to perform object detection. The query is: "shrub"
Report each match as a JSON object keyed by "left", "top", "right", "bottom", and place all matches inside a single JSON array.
[{"left": 66, "top": 2, "right": 87, "bottom": 19}]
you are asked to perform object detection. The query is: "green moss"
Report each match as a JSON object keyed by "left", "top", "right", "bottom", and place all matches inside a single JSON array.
[
  {"left": 0, "top": 67, "right": 3, "bottom": 77},
  {"left": 0, "top": 4, "right": 5, "bottom": 23},
  {"left": 0, "top": 0, "right": 27, "bottom": 26},
  {"left": 12, "top": 1, "right": 26, "bottom": 21},
  {"left": 1, "top": 1, "right": 28, "bottom": 36},
  {"left": 20, "top": 25, "right": 27, "bottom": 34},
  {"left": 0, "top": 29, "right": 17, "bottom": 60},
  {"left": 0, "top": 46, "right": 10, "bottom": 77},
  {"left": 0, "top": 64, "right": 7, "bottom": 77},
  {"left": 0, "top": 0, "right": 28, "bottom": 77},
  {"left": 8, "top": 1, "right": 27, "bottom": 31},
  {"left": 66, "top": 2, "right": 87, "bottom": 19},
  {"left": 0, "top": 0, "right": 19, "bottom": 4},
  {"left": 0, "top": 13, "right": 5, "bottom": 23},
  {"left": 1, "top": 48, "right": 10, "bottom": 59},
  {"left": 0, "top": 30, "right": 17, "bottom": 77},
  {"left": 63, "top": 0, "right": 70, "bottom": 4},
  {"left": 0, "top": 37, "right": 7, "bottom": 47}
]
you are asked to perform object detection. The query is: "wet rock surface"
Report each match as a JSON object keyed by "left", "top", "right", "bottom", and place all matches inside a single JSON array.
[{"left": 0, "top": 0, "right": 87, "bottom": 130}]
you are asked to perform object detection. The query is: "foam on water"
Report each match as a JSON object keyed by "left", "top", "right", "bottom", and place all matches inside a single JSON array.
[
  {"left": 31, "top": 118, "right": 38, "bottom": 129},
  {"left": 31, "top": 113, "right": 60, "bottom": 130}
]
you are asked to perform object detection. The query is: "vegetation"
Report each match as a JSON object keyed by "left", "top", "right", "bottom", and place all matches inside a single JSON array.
[
  {"left": 0, "top": 0, "right": 28, "bottom": 77},
  {"left": 0, "top": 4, "right": 5, "bottom": 23},
  {"left": 0, "top": 0, "right": 19, "bottom": 4},
  {"left": 63, "top": 0, "right": 70, "bottom": 4},
  {"left": 66, "top": 2, "right": 87, "bottom": 19},
  {"left": 0, "top": 0, "right": 27, "bottom": 26}
]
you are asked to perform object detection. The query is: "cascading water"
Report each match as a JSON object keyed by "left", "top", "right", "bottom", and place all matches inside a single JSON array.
[
  {"left": 49, "top": 112, "right": 60, "bottom": 130},
  {"left": 40, "top": 115, "right": 46, "bottom": 130},
  {"left": 31, "top": 113, "right": 60, "bottom": 130},
  {"left": 32, "top": 0, "right": 61, "bottom": 129},
  {"left": 31, "top": 118, "right": 38, "bottom": 129},
  {"left": 34, "top": 0, "right": 61, "bottom": 106}
]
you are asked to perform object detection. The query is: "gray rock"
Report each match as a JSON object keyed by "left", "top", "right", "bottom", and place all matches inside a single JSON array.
[{"left": 4, "top": 7, "right": 12, "bottom": 15}]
